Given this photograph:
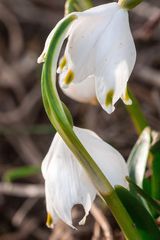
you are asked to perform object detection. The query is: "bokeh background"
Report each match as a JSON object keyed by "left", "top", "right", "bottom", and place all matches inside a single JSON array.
[{"left": 0, "top": 0, "right": 160, "bottom": 239}]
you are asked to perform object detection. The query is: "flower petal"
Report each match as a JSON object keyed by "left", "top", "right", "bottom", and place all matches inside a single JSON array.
[
  {"left": 42, "top": 127, "right": 128, "bottom": 228},
  {"left": 42, "top": 132, "right": 96, "bottom": 228},
  {"left": 74, "top": 127, "right": 128, "bottom": 188},
  {"left": 59, "top": 3, "right": 119, "bottom": 85},
  {"left": 60, "top": 74, "right": 97, "bottom": 104},
  {"left": 95, "top": 9, "right": 136, "bottom": 114},
  {"left": 41, "top": 133, "right": 60, "bottom": 179},
  {"left": 45, "top": 185, "right": 59, "bottom": 228}
]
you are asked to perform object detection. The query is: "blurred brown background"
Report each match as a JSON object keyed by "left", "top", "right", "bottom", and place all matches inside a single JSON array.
[{"left": 0, "top": 0, "right": 160, "bottom": 239}]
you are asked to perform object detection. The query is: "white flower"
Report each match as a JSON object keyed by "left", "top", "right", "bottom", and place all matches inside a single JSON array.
[
  {"left": 42, "top": 126, "right": 128, "bottom": 229},
  {"left": 38, "top": 2, "right": 136, "bottom": 114}
]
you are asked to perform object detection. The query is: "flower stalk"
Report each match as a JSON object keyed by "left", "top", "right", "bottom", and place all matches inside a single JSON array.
[
  {"left": 118, "top": 0, "right": 144, "bottom": 10},
  {"left": 41, "top": 14, "right": 142, "bottom": 240},
  {"left": 117, "top": 0, "right": 149, "bottom": 135},
  {"left": 65, "top": 0, "right": 93, "bottom": 15},
  {"left": 126, "top": 89, "right": 148, "bottom": 134}
]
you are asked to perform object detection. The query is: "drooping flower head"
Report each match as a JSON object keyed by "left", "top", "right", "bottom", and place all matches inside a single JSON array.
[
  {"left": 42, "top": 127, "right": 128, "bottom": 229},
  {"left": 38, "top": 2, "right": 136, "bottom": 114}
]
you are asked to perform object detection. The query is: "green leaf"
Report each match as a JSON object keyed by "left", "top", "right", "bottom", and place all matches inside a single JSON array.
[
  {"left": 127, "top": 177, "right": 160, "bottom": 215},
  {"left": 0, "top": 124, "right": 54, "bottom": 136},
  {"left": 127, "top": 128, "right": 152, "bottom": 213},
  {"left": 115, "top": 186, "right": 160, "bottom": 240},
  {"left": 150, "top": 132, "right": 160, "bottom": 201},
  {"left": 3, "top": 166, "right": 40, "bottom": 182},
  {"left": 151, "top": 152, "right": 160, "bottom": 201},
  {"left": 128, "top": 127, "right": 151, "bottom": 188},
  {"left": 143, "top": 178, "right": 151, "bottom": 196}
]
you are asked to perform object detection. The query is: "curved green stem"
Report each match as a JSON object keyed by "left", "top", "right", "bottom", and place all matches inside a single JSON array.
[{"left": 41, "top": 14, "right": 141, "bottom": 240}]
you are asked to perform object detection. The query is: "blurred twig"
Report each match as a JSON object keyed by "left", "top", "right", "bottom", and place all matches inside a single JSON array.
[
  {"left": 133, "top": 2, "right": 160, "bottom": 41},
  {"left": 132, "top": 2, "right": 160, "bottom": 19},
  {"left": 6, "top": 134, "right": 42, "bottom": 165},
  {"left": 92, "top": 222, "right": 101, "bottom": 240},
  {"left": 0, "top": 83, "right": 41, "bottom": 124},
  {"left": 12, "top": 198, "right": 39, "bottom": 227},
  {"left": 0, "top": 218, "right": 39, "bottom": 240},
  {"left": 0, "top": 2, "right": 23, "bottom": 58},
  {"left": 2, "top": 0, "right": 62, "bottom": 27},
  {"left": 0, "top": 182, "right": 44, "bottom": 197},
  {"left": 91, "top": 204, "right": 113, "bottom": 240},
  {"left": 135, "top": 65, "right": 160, "bottom": 88}
]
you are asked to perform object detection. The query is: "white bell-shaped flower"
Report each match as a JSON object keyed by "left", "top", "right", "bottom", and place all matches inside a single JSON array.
[
  {"left": 42, "top": 126, "right": 128, "bottom": 229},
  {"left": 60, "top": 2, "right": 136, "bottom": 113},
  {"left": 62, "top": 3, "right": 136, "bottom": 113},
  {"left": 38, "top": 2, "right": 136, "bottom": 114}
]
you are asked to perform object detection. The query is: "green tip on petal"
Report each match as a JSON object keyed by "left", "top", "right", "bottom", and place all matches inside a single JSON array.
[
  {"left": 63, "top": 69, "right": 74, "bottom": 86},
  {"left": 105, "top": 89, "right": 114, "bottom": 107},
  {"left": 122, "top": 88, "right": 132, "bottom": 105},
  {"left": 46, "top": 213, "right": 53, "bottom": 228},
  {"left": 59, "top": 56, "right": 67, "bottom": 71},
  {"left": 124, "top": 89, "right": 131, "bottom": 102}
]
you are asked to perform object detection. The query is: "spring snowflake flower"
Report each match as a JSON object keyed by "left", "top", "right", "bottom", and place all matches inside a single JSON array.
[
  {"left": 38, "top": 2, "right": 136, "bottom": 114},
  {"left": 42, "top": 127, "right": 128, "bottom": 229}
]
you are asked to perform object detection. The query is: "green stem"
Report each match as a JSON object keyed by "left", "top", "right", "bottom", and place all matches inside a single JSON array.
[
  {"left": 41, "top": 14, "right": 141, "bottom": 240},
  {"left": 78, "top": 0, "right": 93, "bottom": 10},
  {"left": 126, "top": 89, "right": 148, "bottom": 135},
  {"left": 116, "top": 0, "right": 147, "bottom": 134},
  {"left": 118, "top": 0, "right": 144, "bottom": 10},
  {"left": 65, "top": 0, "right": 93, "bottom": 15}
]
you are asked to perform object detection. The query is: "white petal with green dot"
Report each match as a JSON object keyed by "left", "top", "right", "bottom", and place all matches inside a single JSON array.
[
  {"left": 95, "top": 8, "right": 136, "bottom": 113},
  {"left": 60, "top": 75, "right": 97, "bottom": 104},
  {"left": 41, "top": 127, "right": 128, "bottom": 228}
]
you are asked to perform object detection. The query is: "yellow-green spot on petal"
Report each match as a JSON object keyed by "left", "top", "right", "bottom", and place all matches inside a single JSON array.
[
  {"left": 63, "top": 69, "right": 74, "bottom": 85},
  {"left": 122, "top": 88, "right": 132, "bottom": 105},
  {"left": 124, "top": 88, "right": 130, "bottom": 101},
  {"left": 59, "top": 56, "right": 67, "bottom": 70},
  {"left": 46, "top": 213, "right": 53, "bottom": 227},
  {"left": 105, "top": 89, "right": 114, "bottom": 107}
]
